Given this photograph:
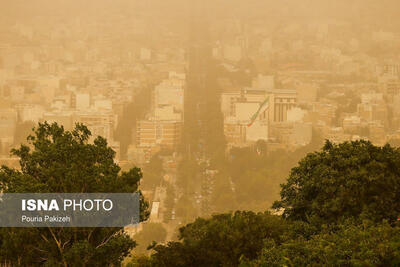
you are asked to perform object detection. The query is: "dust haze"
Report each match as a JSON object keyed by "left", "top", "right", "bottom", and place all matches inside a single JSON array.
[{"left": 1, "top": 0, "right": 400, "bottom": 258}]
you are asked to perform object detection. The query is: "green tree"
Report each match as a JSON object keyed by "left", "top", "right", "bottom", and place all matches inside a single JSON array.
[
  {"left": 142, "top": 140, "right": 400, "bottom": 266},
  {"left": 247, "top": 221, "right": 400, "bottom": 266},
  {"left": 149, "top": 211, "right": 287, "bottom": 267},
  {"left": 0, "top": 122, "right": 149, "bottom": 266},
  {"left": 125, "top": 254, "right": 152, "bottom": 267},
  {"left": 273, "top": 140, "right": 400, "bottom": 224},
  {"left": 131, "top": 223, "right": 167, "bottom": 255}
]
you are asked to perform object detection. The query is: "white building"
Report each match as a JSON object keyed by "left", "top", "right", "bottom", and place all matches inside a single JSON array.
[
  {"left": 16, "top": 104, "right": 45, "bottom": 123},
  {"left": 75, "top": 93, "right": 90, "bottom": 110},
  {"left": 153, "top": 72, "right": 185, "bottom": 112}
]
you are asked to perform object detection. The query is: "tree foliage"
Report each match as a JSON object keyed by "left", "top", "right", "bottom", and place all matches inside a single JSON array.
[
  {"left": 131, "top": 223, "right": 167, "bottom": 255},
  {"left": 149, "top": 211, "right": 286, "bottom": 267},
  {"left": 140, "top": 140, "right": 400, "bottom": 266},
  {"left": 0, "top": 122, "right": 149, "bottom": 266},
  {"left": 247, "top": 221, "right": 400, "bottom": 266},
  {"left": 273, "top": 140, "right": 400, "bottom": 224}
]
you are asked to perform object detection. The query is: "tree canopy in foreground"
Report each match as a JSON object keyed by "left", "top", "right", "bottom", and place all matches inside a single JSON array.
[
  {"left": 273, "top": 140, "right": 400, "bottom": 224},
  {"left": 0, "top": 122, "right": 149, "bottom": 266},
  {"left": 130, "top": 140, "right": 400, "bottom": 267}
]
